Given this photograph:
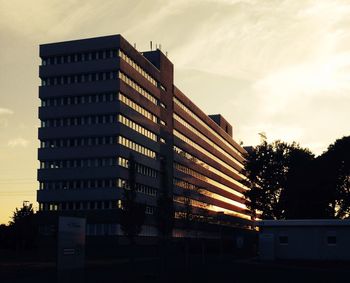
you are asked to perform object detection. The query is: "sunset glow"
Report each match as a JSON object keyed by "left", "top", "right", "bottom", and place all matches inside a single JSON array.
[{"left": 1, "top": 0, "right": 350, "bottom": 224}]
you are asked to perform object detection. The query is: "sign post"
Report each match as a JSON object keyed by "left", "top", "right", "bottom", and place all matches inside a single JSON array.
[{"left": 57, "top": 216, "right": 86, "bottom": 282}]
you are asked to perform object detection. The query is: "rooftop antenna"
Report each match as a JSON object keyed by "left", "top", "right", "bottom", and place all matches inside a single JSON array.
[
  {"left": 155, "top": 43, "right": 158, "bottom": 49},
  {"left": 150, "top": 41, "right": 153, "bottom": 50},
  {"left": 159, "top": 44, "right": 162, "bottom": 51},
  {"left": 133, "top": 43, "right": 136, "bottom": 49},
  {"left": 258, "top": 132, "right": 267, "bottom": 142},
  {"left": 166, "top": 51, "right": 168, "bottom": 57}
]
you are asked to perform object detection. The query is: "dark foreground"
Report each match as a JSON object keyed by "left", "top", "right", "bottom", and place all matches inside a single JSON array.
[{"left": 1, "top": 254, "right": 350, "bottom": 283}]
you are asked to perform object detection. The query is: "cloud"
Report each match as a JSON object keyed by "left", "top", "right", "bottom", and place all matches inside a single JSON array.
[
  {"left": 7, "top": 138, "right": 30, "bottom": 148},
  {"left": 0, "top": 119, "right": 9, "bottom": 128},
  {"left": 1, "top": 0, "right": 350, "bottom": 156},
  {"left": 0, "top": 108, "right": 14, "bottom": 115},
  {"left": 0, "top": 108, "right": 13, "bottom": 128}
]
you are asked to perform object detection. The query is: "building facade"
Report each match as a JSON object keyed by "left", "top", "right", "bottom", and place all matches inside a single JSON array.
[{"left": 37, "top": 34, "right": 251, "bottom": 237}]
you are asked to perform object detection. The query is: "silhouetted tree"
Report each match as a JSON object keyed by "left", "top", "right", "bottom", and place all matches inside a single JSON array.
[
  {"left": 243, "top": 140, "right": 314, "bottom": 219},
  {"left": 155, "top": 158, "right": 174, "bottom": 277},
  {"left": 10, "top": 201, "right": 34, "bottom": 224},
  {"left": 181, "top": 189, "right": 194, "bottom": 268},
  {"left": 177, "top": 183, "right": 210, "bottom": 268},
  {"left": 283, "top": 146, "right": 316, "bottom": 218},
  {"left": 9, "top": 202, "right": 37, "bottom": 249},
  {"left": 155, "top": 158, "right": 174, "bottom": 238},
  {"left": 120, "top": 154, "right": 146, "bottom": 266},
  {"left": 317, "top": 136, "right": 350, "bottom": 218},
  {"left": 0, "top": 224, "right": 10, "bottom": 248}
]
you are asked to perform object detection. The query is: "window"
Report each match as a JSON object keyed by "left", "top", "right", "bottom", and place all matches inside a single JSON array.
[
  {"left": 119, "top": 93, "right": 158, "bottom": 123},
  {"left": 118, "top": 50, "right": 157, "bottom": 86},
  {"left": 174, "top": 162, "right": 244, "bottom": 198},
  {"left": 174, "top": 145, "right": 244, "bottom": 189},
  {"left": 118, "top": 114, "right": 157, "bottom": 141},
  {"left": 118, "top": 136, "right": 156, "bottom": 159},
  {"left": 145, "top": 206, "right": 155, "bottom": 215},
  {"left": 279, "top": 235, "right": 288, "bottom": 245},
  {"left": 173, "top": 113, "right": 244, "bottom": 171},
  {"left": 40, "top": 49, "right": 117, "bottom": 67},
  {"left": 174, "top": 96, "right": 244, "bottom": 159},
  {"left": 118, "top": 72, "right": 158, "bottom": 105},
  {"left": 174, "top": 129, "right": 243, "bottom": 177},
  {"left": 327, "top": 232, "right": 337, "bottom": 245},
  {"left": 327, "top": 236, "right": 337, "bottom": 245}
]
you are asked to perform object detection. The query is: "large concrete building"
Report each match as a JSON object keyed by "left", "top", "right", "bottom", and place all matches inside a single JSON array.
[{"left": 37, "top": 34, "right": 251, "bottom": 237}]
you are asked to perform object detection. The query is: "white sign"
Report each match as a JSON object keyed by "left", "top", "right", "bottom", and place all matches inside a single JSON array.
[{"left": 57, "top": 216, "right": 86, "bottom": 270}]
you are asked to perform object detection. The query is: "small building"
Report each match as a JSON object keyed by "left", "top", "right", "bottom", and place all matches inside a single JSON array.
[{"left": 258, "top": 219, "right": 350, "bottom": 261}]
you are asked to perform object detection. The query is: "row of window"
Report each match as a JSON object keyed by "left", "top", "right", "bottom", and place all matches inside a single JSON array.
[
  {"left": 40, "top": 136, "right": 115, "bottom": 149},
  {"left": 174, "top": 178, "right": 247, "bottom": 210},
  {"left": 41, "top": 71, "right": 116, "bottom": 86},
  {"left": 40, "top": 117, "right": 159, "bottom": 149},
  {"left": 118, "top": 71, "right": 158, "bottom": 105},
  {"left": 40, "top": 156, "right": 158, "bottom": 179},
  {"left": 174, "top": 194, "right": 249, "bottom": 220},
  {"left": 41, "top": 48, "right": 160, "bottom": 90},
  {"left": 86, "top": 224, "right": 157, "bottom": 237},
  {"left": 41, "top": 157, "right": 117, "bottom": 169},
  {"left": 119, "top": 93, "right": 158, "bottom": 123},
  {"left": 174, "top": 162, "right": 244, "bottom": 198},
  {"left": 118, "top": 157, "right": 158, "bottom": 178},
  {"left": 173, "top": 195, "right": 208, "bottom": 209},
  {"left": 174, "top": 129, "right": 243, "bottom": 177},
  {"left": 41, "top": 92, "right": 116, "bottom": 107},
  {"left": 118, "top": 136, "right": 157, "bottom": 159},
  {"left": 174, "top": 113, "right": 243, "bottom": 169},
  {"left": 41, "top": 48, "right": 162, "bottom": 94},
  {"left": 40, "top": 93, "right": 161, "bottom": 129},
  {"left": 39, "top": 200, "right": 120, "bottom": 211},
  {"left": 41, "top": 138, "right": 156, "bottom": 165},
  {"left": 41, "top": 114, "right": 116, "bottom": 128},
  {"left": 39, "top": 223, "right": 158, "bottom": 237},
  {"left": 174, "top": 146, "right": 246, "bottom": 189},
  {"left": 41, "top": 70, "right": 163, "bottom": 101},
  {"left": 173, "top": 97, "right": 244, "bottom": 159},
  {"left": 39, "top": 178, "right": 157, "bottom": 197},
  {"left": 39, "top": 201, "right": 155, "bottom": 214},
  {"left": 118, "top": 50, "right": 157, "bottom": 86},
  {"left": 118, "top": 114, "right": 157, "bottom": 141},
  {"left": 174, "top": 178, "right": 204, "bottom": 194},
  {"left": 40, "top": 179, "right": 115, "bottom": 190},
  {"left": 41, "top": 49, "right": 116, "bottom": 66},
  {"left": 117, "top": 178, "right": 157, "bottom": 196},
  {"left": 173, "top": 213, "right": 250, "bottom": 230}
]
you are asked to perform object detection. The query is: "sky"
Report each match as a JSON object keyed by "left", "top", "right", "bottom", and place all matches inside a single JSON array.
[{"left": 1, "top": 0, "right": 350, "bottom": 224}]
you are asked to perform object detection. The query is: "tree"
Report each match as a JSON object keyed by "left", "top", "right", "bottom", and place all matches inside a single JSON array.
[
  {"left": 155, "top": 157, "right": 174, "bottom": 277},
  {"left": 283, "top": 146, "right": 317, "bottom": 218},
  {"left": 10, "top": 201, "right": 34, "bottom": 225},
  {"left": 155, "top": 158, "right": 174, "bottom": 238},
  {"left": 9, "top": 201, "right": 37, "bottom": 249},
  {"left": 120, "top": 154, "right": 146, "bottom": 265},
  {"left": 0, "top": 224, "right": 10, "bottom": 248},
  {"left": 317, "top": 136, "right": 350, "bottom": 218},
  {"left": 243, "top": 140, "right": 314, "bottom": 219}
]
